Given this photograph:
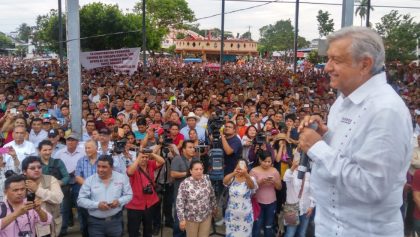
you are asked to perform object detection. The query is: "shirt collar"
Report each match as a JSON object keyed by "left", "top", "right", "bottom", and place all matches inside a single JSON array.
[{"left": 344, "top": 72, "right": 387, "bottom": 105}]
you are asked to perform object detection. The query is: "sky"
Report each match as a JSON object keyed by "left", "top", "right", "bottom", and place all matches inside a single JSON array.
[{"left": 0, "top": 0, "right": 419, "bottom": 41}]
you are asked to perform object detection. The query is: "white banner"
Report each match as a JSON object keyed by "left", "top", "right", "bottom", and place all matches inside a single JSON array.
[{"left": 80, "top": 48, "right": 140, "bottom": 75}]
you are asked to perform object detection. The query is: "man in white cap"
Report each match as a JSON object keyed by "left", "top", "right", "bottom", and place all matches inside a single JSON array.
[{"left": 180, "top": 112, "right": 206, "bottom": 141}]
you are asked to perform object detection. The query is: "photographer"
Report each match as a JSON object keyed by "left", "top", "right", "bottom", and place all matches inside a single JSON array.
[
  {"left": 126, "top": 150, "right": 165, "bottom": 237},
  {"left": 0, "top": 174, "right": 52, "bottom": 237},
  {"left": 248, "top": 131, "right": 275, "bottom": 168},
  {"left": 150, "top": 133, "right": 179, "bottom": 234},
  {"left": 221, "top": 121, "right": 243, "bottom": 175},
  {"left": 22, "top": 156, "right": 63, "bottom": 237}
]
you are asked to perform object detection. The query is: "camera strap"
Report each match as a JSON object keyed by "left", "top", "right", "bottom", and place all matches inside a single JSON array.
[
  {"left": 138, "top": 166, "right": 154, "bottom": 188},
  {"left": 7, "top": 201, "right": 33, "bottom": 235}
]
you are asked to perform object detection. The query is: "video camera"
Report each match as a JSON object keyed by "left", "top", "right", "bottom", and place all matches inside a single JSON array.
[
  {"left": 113, "top": 139, "right": 127, "bottom": 154},
  {"left": 253, "top": 131, "right": 266, "bottom": 146},
  {"left": 208, "top": 108, "right": 225, "bottom": 144},
  {"left": 160, "top": 123, "right": 173, "bottom": 154}
]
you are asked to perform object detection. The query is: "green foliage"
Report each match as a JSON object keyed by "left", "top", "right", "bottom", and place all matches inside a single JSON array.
[
  {"left": 316, "top": 10, "right": 334, "bottom": 38},
  {"left": 355, "top": 0, "right": 374, "bottom": 26},
  {"left": 240, "top": 31, "right": 252, "bottom": 40},
  {"left": 176, "top": 33, "right": 186, "bottom": 39},
  {"left": 0, "top": 33, "right": 13, "bottom": 48},
  {"left": 134, "top": 0, "right": 195, "bottom": 30},
  {"left": 258, "top": 19, "right": 309, "bottom": 54},
  {"left": 375, "top": 10, "right": 420, "bottom": 63},
  {"left": 17, "top": 23, "right": 32, "bottom": 43},
  {"left": 33, "top": 1, "right": 195, "bottom": 53},
  {"left": 307, "top": 50, "right": 319, "bottom": 64}
]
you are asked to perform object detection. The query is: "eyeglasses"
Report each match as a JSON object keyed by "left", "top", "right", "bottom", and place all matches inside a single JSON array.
[
  {"left": 28, "top": 166, "right": 42, "bottom": 170},
  {"left": 225, "top": 126, "right": 234, "bottom": 129}
]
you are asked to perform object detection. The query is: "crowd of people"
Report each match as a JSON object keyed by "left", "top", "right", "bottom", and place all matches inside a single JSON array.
[{"left": 0, "top": 27, "right": 419, "bottom": 237}]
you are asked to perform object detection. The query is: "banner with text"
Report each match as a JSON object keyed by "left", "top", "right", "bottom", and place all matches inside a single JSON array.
[{"left": 80, "top": 48, "right": 140, "bottom": 75}]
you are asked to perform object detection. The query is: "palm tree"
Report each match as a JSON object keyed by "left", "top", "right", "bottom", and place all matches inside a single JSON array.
[{"left": 355, "top": 0, "right": 374, "bottom": 26}]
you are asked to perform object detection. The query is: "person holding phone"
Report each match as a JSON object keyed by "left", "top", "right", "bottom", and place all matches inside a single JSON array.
[
  {"left": 250, "top": 151, "right": 282, "bottom": 237},
  {"left": 77, "top": 155, "right": 133, "bottom": 237},
  {"left": 223, "top": 159, "right": 257, "bottom": 237}
]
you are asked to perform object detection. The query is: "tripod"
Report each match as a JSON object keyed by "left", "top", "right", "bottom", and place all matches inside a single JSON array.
[
  {"left": 209, "top": 138, "right": 225, "bottom": 237},
  {"left": 156, "top": 147, "right": 172, "bottom": 237}
]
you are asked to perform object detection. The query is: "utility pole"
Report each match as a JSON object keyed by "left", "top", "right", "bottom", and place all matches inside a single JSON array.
[
  {"left": 142, "top": 0, "right": 147, "bottom": 79},
  {"left": 293, "top": 0, "right": 299, "bottom": 74},
  {"left": 65, "top": 0, "right": 82, "bottom": 138},
  {"left": 220, "top": 0, "right": 225, "bottom": 75},
  {"left": 366, "top": 0, "right": 371, "bottom": 27},
  {"left": 341, "top": 0, "right": 354, "bottom": 28},
  {"left": 58, "top": 0, "right": 64, "bottom": 72}
]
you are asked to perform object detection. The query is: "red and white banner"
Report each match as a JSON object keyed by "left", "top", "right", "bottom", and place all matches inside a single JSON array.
[{"left": 80, "top": 48, "right": 140, "bottom": 75}]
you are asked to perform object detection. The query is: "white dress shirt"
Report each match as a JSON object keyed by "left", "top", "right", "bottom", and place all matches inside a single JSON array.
[
  {"left": 3, "top": 140, "right": 37, "bottom": 173},
  {"left": 29, "top": 129, "right": 48, "bottom": 148},
  {"left": 307, "top": 72, "right": 413, "bottom": 237},
  {"left": 283, "top": 170, "right": 315, "bottom": 215},
  {"left": 55, "top": 146, "right": 86, "bottom": 174}
]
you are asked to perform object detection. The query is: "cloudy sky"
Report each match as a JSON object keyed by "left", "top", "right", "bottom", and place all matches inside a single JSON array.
[{"left": 1, "top": 0, "right": 419, "bottom": 41}]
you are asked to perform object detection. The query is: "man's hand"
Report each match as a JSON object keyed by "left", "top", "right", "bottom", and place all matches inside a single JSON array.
[
  {"left": 25, "top": 180, "right": 39, "bottom": 193},
  {"left": 7, "top": 147, "right": 17, "bottom": 159},
  {"left": 298, "top": 115, "right": 328, "bottom": 136},
  {"left": 98, "top": 201, "right": 111, "bottom": 211},
  {"left": 108, "top": 200, "right": 120, "bottom": 209},
  {"left": 299, "top": 127, "right": 321, "bottom": 153},
  {"left": 16, "top": 202, "right": 36, "bottom": 217},
  {"left": 306, "top": 207, "right": 314, "bottom": 217}
]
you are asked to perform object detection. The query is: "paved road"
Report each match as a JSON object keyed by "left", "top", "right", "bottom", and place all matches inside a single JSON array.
[{"left": 66, "top": 211, "right": 226, "bottom": 237}]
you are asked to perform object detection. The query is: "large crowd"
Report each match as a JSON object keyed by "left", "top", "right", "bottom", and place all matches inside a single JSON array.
[{"left": 0, "top": 51, "right": 419, "bottom": 237}]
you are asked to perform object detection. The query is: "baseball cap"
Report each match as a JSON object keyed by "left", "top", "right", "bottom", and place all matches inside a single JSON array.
[
  {"left": 66, "top": 132, "right": 80, "bottom": 140},
  {"left": 99, "top": 108, "right": 109, "bottom": 114},
  {"left": 48, "top": 129, "right": 59, "bottom": 138},
  {"left": 99, "top": 127, "right": 111, "bottom": 135}
]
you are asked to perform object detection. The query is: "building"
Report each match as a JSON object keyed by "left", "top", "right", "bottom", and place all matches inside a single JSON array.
[{"left": 175, "top": 38, "right": 258, "bottom": 61}]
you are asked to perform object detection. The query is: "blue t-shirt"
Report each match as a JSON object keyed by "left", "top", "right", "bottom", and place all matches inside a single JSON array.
[{"left": 223, "top": 135, "right": 243, "bottom": 175}]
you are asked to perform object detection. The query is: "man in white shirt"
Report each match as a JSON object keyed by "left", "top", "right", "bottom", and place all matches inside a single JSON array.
[
  {"left": 4, "top": 125, "right": 37, "bottom": 173},
  {"left": 29, "top": 118, "right": 48, "bottom": 148},
  {"left": 298, "top": 27, "right": 413, "bottom": 237}
]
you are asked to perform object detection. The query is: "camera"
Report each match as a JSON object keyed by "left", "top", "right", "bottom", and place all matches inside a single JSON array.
[
  {"left": 254, "top": 132, "right": 266, "bottom": 146},
  {"left": 19, "top": 231, "right": 32, "bottom": 237},
  {"left": 160, "top": 123, "right": 173, "bottom": 154},
  {"left": 142, "top": 148, "right": 153, "bottom": 154},
  {"left": 113, "top": 139, "right": 127, "bottom": 154},
  {"left": 143, "top": 183, "right": 153, "bottom": 194},
  {"left": 208, "top": 108, "right": 225, "bottom": 143}
]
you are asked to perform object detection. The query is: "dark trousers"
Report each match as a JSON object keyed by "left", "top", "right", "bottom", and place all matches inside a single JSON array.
[
  {"left": 78, "top": 207, "right": 89, "bottom": 237},
  {"left": 87, "top": 212, "right": 123, "bottom": 237},
  {"left": 153, "top": 183, "right": 174, "bottom": 229},
  {"left": 127, "top": 206, "right": 155, "bottom": 237},
  {"left": 61, "top": 184, "right": 76, "bottom": 233}
]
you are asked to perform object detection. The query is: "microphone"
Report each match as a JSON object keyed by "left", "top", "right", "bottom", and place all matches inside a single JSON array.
[{"left": 297, "top": 123, "right": 318, "bottom": 179}]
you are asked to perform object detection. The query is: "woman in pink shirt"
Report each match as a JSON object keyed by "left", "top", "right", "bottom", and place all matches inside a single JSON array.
[{"left": 250, "top": 151, "right": 282, "bottom": 237}]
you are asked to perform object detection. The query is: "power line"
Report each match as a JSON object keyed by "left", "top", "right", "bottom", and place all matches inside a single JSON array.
[
  {"left": 209, "top": 0, "right": 420, "bottom": 10},
  {"left": 193, "top": 0, "right": 420, "bottom": 23}
]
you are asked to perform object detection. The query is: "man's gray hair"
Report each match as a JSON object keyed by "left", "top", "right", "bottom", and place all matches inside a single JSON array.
[{"left": 327, "top": 26, "right": 385, "bottom": 75}]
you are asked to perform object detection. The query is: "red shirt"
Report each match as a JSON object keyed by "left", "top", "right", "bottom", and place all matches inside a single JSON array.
[
  {"left": 126, "top": 160, "right": 160, "bottom": 210},
  {"left": 412, "top": 169, "right": 420, "bottom": 220},
  {"left": 172, "top": 133, "right": 184, "bottom": 146}
]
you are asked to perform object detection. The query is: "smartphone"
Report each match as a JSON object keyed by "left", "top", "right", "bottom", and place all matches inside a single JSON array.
[
  {"left": 239, "top": 161, "right": 246, "bottom": 170},
  {"left": 171, "top": 100, "right": 176, "bottom": 106},
  {"left": 10, "top": 108, "right": 16, "bottom": 114},
  {"left": 0, "top": 147, "right": 9, "bottom": 155},
  {"left": 267, "top": 175, "right": 274, "bottom": 179}
]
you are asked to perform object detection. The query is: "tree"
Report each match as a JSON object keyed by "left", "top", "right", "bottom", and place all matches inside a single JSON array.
[
  {"left": 0, "top": 33, "right": 13, "bottom": 49},
  {"left": 134, "top": 0, "right": 195, "bottom": 30},
  {"left": 316, "top": 10, "right": 334, "bottom": 38},
  {"left": 258, "top": 19, "right": 309, "bottom": 54},
  {"left": 17, "top": 23, "right": 32, "bottom": 43},
  {"left": 33, "top": 3, "right": 168, "bottom": 53},
  {"left": 240, "top": 31, "right": 252, "bottom": 40},
  {"left": 355, "top": 0, "right": 374, "bottom": 26},
  {"left": 375, "top": 10, "right": 420, "bottom": 63},
  {"left": 307, "top": 50, "right": 320, "bottom": 64}
]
